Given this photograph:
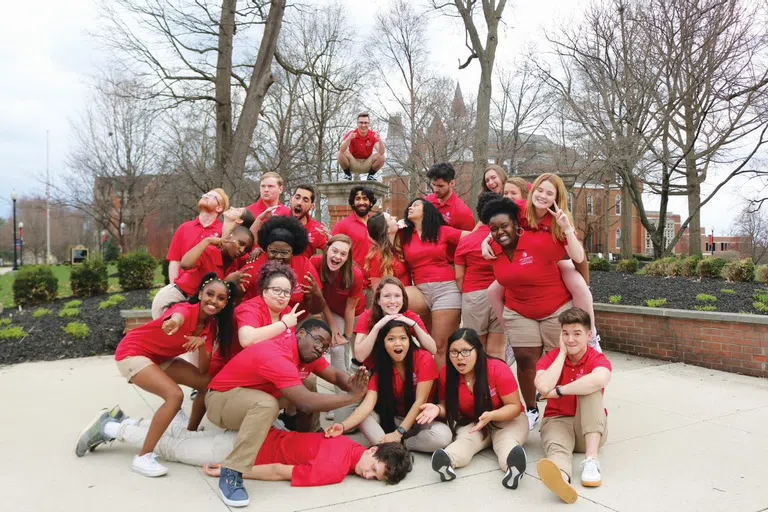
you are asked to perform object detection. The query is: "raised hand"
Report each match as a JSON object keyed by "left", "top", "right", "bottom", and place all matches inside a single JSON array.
[
  {"left": 416, "top": 403, "right": 440, "bottom": 425},
  {"left": 324, "top": 422, "right": 344, "bottom": 438},
  {"left": 162, "top": 317, "right": 182, "bottom": 335},
  {"left": 347, "top": 366, "right": 369, "bottom": 396},
  {"left": 246, "top": 248, "right": 263, "bottom": 264},
  {"left": 300, "top": 272, "right": 322, "bottom": 298},
  {"left": 332, "top": 330, "right": 348, "bottom": 347},
  {"left": 280, "top": 303, "right": 305, "bottom": 328},
  {"left": 183, "top": 335, "right": 206, "bottom": 352},
  {"left": 394, "top": 314, "right": 416, "bottom": 327},
  {"left": 548, "top": 203, "right": 573, "bottom": 230},
  {"left": 481, "top": 234, "right": 497, "bottom": 260}
]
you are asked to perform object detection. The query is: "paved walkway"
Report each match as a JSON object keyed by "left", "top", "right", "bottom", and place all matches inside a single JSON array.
[{"left": 1, "top": 351, "right": 767, "bottom": 512}]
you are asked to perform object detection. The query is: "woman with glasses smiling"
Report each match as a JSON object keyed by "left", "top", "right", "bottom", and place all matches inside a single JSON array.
[{"left": 417, "top": 328, "right": 528, "bottom": 490}]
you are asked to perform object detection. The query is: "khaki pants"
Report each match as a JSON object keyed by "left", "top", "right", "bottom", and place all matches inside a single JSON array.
[
  {"left": 205, "top": 388, "right": 280, "bottom": 474},
  {"left": 444, "top": 413, "right": 529, "bottom": 470},
  {"left": 360, "top": 412, "right": 453, "bottom": 453},
  {"left": 540, "top": 391, "right": 608, "bottom": 479},
  {"left": 503, "top": 302, "right": 572, "bottom": 351},
  {"left": 151, "top": 284, "right": 187, "bottom": 320}
]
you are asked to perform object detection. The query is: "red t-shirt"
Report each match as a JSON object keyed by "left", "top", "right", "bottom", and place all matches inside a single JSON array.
[
  {"left": 254, "top": 430, "right": 366, "bottom": 487},
  {"left": 303, "top": 216, "right": 329, "bottom": 258},
  {"left": 345, "top": 129, "right": 380, "bottom": 159},
  {"left": 246, "top": 199, "right": 292, "bottom": 219},
  {"left": 367, "top": 250, "right": 411, "bottom": 286},
  {"left": 536, "top": 347, "right": 612, "bottom": 418},
  {"left": 438, "top": 358, "right": 523, "bottom": 421},
  {"left": 166, "top": 218, "right": 223, "bottom": 262},
  {"left": 173, "top": 244, "right": 233, "bottom": 296},
  {"left": 454, "top": 225, "right": 495, "bottom": 293},
  {"left": 401, "top": 226, "right": 463, "bottom": 285},
  {"left": 115, "top": 302, "right": 215, "bottom": 364},
  {"left": 491, "top": 230, "right": 571, "bottom": 319},
  {"left": 208, "top": 335, "right": 328, "bottom": 396},
  {"left": 368, "top": 349, "right": 437, "bottom": 416},
  {"left": 242, "top": 255, "right": 321, "bottom": 321},
  {"left": 310, "top": 256, "right": 366, "bottom": 317},
  {"left": 425, "top": 192, "right": 476, "bottom": 232}
]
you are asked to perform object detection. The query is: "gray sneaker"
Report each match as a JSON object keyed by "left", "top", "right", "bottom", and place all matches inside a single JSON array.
[
  {"left": 75, "top": 409, "right": 115, "bottom": 457},
  {"left": 108, "top": 405, "right": 125, "bottom": 422}
]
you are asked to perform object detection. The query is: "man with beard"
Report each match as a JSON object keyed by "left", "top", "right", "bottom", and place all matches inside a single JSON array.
[
  {"left": 247, "top": 172, "right": 292, "bottom": 224},
  {"left": 166, "top": 188, "right": 229, "bottom": 284},
  {"left": 332, "top": 186, "right": 376, "bottom": 305},
  {"left": 425, "top": 163, "right": 476, "bottom": 261},
  {"left": 290, "top": 184, "right": 329, "bottom": 258}
]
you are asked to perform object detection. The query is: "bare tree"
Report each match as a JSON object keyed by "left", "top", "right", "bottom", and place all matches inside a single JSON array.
[{"left": 731, "top": 203, "right": 768, "bottom": 264}]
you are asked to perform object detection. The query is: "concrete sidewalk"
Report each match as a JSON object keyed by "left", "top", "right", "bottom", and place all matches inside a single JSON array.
[{"left": 2, "top": 351, "right": 767, "bottom": 512}]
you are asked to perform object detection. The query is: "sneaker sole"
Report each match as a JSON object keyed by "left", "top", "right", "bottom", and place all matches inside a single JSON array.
[
  {"left": 501, "top": 445, "right": 526, "bottom": 490},
  {"left": 217, "top": 488, "right": 250, "bottom": 507},
  {"left": 131, "top": 464, "right": 169, "bottom": 478},
  {"left": 430, "top": 449, "right": 456, "bottom": 482},
  {"left": 75, "top": 409, "right": 109, "bottom": 457},
  {"left": 538, "top": 458, "right": 578, "bottom": 504},
  {"left": 582, "top": 478, "right": 602, "bottom": 488}
]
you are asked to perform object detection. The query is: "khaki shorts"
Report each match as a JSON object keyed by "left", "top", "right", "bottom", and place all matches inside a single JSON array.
[
  {"left": 503, "top": 302, "right": 573, "bottom": 350},
  {"left": 461, "top": 290, "right": 504, "bottom": 335},
  {"left": 151, "top": 283, "right": 187, "bottom": 320},
  {"left": 346, "top": 153, "right": 375, "bottom": 174},
  {"left": 116, "top": 355, "right": 175, "bottom": 383},
  {"left": 417, "top": 281, "right": 462, "bottom": 311}
]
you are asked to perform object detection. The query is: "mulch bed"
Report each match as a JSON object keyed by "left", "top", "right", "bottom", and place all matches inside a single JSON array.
[
  {"left": 590, "top": 271, "right": 768, "bottom": 314},
  {"left": 0, "top": 290, "right": 154, "bottom": 367}
]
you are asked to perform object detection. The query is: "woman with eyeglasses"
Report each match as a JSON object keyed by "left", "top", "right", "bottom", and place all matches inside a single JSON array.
[
  {"left": 417, "top": 328, "right": 528, "bottom": 489},
  {"left": 325, "top": 319, "right": 452, "bottom": 453}
]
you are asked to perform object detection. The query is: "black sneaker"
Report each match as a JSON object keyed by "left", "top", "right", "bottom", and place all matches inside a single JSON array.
[
  {"left": 431, "top": 448, "right": 456, "bottom": 482},
  {"left": 502, "top": 445, "right": 527, "bottom": 489},
  {"left": 342, "top": 173, "right": 353, "bottom": 181},
  {"left": 366, "top": 174, "right": 377, "bottom": 181}
]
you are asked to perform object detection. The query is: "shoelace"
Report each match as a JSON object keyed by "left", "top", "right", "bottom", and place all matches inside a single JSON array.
[
  {"left": 225, "top": 471, "right": 244, "bottom": 489},
  {"left": 580, "top": 458, "right": 599, "bottom": 472}
]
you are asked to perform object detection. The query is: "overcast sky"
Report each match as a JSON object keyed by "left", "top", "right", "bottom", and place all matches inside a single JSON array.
[{"left": 0, "top": 0, "right": 762, "bottom": 236}]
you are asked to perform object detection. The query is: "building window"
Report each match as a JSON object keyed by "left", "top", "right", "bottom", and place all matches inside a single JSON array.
[
  {"left": 567, "top": 193, "right": 573, "bottom": 213},
  {"left": 587, "top": 195, "right": 594, "bottom": 215},
  {"left": 720, "top": 242, "right": 728, "bottom": 251},
  {"left": 615, "top": 228, "right": 622, "bottom": 249},
  {"left": 615, "top": 194, "right": 621, "bottom": 216}
]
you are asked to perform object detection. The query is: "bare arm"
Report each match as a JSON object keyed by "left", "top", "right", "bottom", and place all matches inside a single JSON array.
[
  {"left": 560, "top": 368, "right": 611, "bottom": 396},
  {"left": 339, "top": 133, "right": 353, "bottom": 152},
  {"left": 168, "top": 261, "right": 181, "bottom": 283},
  {"left": 343, "top": 298, "right": 358, "bottom": 339},
  {"left": 455, "top": 264, "right": 466, "bottom": 293},
  {"left": 564, "top": 233, "right": 586, "bottom": 264},
  {"left": 397, "top": 380, "right": 433, "bottom": 433},
  {"left": 411, "top": 323, "right": 437, "bottom": 355},
  {"left": 488, "top": 280, "right": 505, "bottom": 325},
  {"left": 486, "top": 392, "right": 524, "bottom": 423},
  {"left": 238, "top": 322, "right": 287, "bottom": 348},
  {"left": 280, "top": 383, "right": 364, "bottom": 414},
  {"left": 243, "top": 463, "right": 294, "bottom": 481},
  {"left": 375, "top": 139, "right": 386, "bottom": 157},
  {"left": 534, "top": 351, "right": 567, "bottom": 396},
  {"left": 180, "top": 238, "right": 213, "bottom": 270},
  {"left": 314, "top": 365, "right": 354, "bottom": 392},
  {"left": 339, "top": 390, "right": 378, "bottom": 432}
]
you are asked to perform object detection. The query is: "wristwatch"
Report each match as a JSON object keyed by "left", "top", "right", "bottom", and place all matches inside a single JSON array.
[
  {"left": 396, "top": 426, "right": 407, "bottom": 436},
  {"left": 555, "top": 386, "right": 564, "bottom": 397}
]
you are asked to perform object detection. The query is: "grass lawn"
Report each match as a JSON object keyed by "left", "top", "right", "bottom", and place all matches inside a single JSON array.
[{"left": 0, "top": 264, "right": 165, "bottom": 308}]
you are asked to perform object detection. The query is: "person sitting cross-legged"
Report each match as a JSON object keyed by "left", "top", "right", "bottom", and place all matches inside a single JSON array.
[{"left": 534, "top": 307, "right": 612, "bottom": 504}]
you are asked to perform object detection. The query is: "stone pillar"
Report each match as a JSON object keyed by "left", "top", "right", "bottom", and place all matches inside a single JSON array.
[{"left": 317, "top": 181, "right": 390, "bottom": 229}]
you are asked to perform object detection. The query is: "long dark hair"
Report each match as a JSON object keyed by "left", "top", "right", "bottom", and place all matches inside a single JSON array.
[
  {"left": 188, "top": 272, "right": 238, "bottom": 358},
  {"left": 401, "top": 199, "right": 444, "bottom": 245},
  {"left": 373, "top": 320, "right": 417, "bottom": 433},
  {"left": 444, "top": 328, "right": 500, "bottom": 438}
]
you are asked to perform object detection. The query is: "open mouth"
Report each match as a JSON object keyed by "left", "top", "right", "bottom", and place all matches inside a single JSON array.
[
  {"left": 497, "top": 234, "right": 510, "bottom": 244},
  {"left": 393, "top": 347, "right": 404, "bottom": 356},
  {"left": 293, "top": 206, "right": 303, "bottom": 215},
  {"left": 204, "top": 303, "right": 219, "bottom": 314},
  {"left": 457, "top": 363, "right": 466, "bottom": 371}
]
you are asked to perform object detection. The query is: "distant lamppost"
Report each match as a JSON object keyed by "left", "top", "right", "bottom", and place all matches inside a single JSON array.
[
  {"left": 18, "top": 222, "right": 24, "bottom": 267},
  {"left": 101, "top": 229, "right": 108, "bottom": 256},
  {"left": 11, "top": 191, "right": 17, "bottom": 270},
  {"left": 120, "top": 222, "right": 126, "bottom": 253}
]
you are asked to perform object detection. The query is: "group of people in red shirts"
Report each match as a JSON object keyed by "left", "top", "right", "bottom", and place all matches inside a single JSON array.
[{"left": 75, "top": 148, "right": 613, "bottom": 506}]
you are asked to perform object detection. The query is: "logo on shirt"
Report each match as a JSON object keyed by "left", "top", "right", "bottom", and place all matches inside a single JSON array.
[
  {"left": 490, "top": 387, "right": 498, "bottom": 398},
  {"left": 519, "top": 251, "right": 534, "bottom": 266},
  {"left": 442, "top": 212, "right": 451, "bottom": 224}
]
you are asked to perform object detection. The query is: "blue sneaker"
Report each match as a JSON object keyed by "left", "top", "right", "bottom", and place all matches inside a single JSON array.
[{"left": 218, "top": 468, "right": 249, "bottom": 507}]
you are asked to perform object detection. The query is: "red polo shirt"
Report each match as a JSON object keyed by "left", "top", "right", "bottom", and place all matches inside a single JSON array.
[
  {"left": 254, "top": 430, "right": 366, "bottom": 487},
  {"left": 167, "top": 217, "right": 223, "bottom": 262},
  {"left": 345, "top": 129, "right": 380, "bottom": 159},
  {"left": 302, "top": 216, "right": 328, "bottom": 258},
  {"left": 310, "top": 256, "right": 366, "bottom": 317},
  {"left": 368, "top": 349, "right": 437, "bottom": 416},
  {"left": 438, "top": 358, "right": 523, "bottom": 421},
  {"left": 115, "top": 302, "right": 215, "bottom": 364},
  {"left": 401, "top": 226, "right": 463, "bottom": 285},
  {"left": 536, "top": 347, "right": 612, "bottom": 418},
  {"left": 367, "top": 251, "right": 411, "bottom": 286},
  {"left": 454, "top": 225, "right": 495, "bottom": 293},
  {"left": 173, "top": 244, "right": 234, "bottom": 296},
  {"left": 332, "top": 214, "right": 371, "bottom": 270},
  {"left": 247, "top": 199, "right": 292, "bottom": 219},
  {"left": 491, "top": 230, "right": 571, "bottom": 319},
  {"left": 241, "top": 255, "right": 322, "bottom": 322},
  {"left": 208, "top": 335, "right": 328, "bottom": 396},
  {"left": 425, "top": 192, "right": 476, "bottom": 231}
]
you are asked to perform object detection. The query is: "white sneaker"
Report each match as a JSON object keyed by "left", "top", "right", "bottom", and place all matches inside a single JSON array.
[
  {"left": 132, "top": 453, "right": 168, "bottom": 477},
  {"left": 325, "top": 411, "right": 335, "bottom": 421},
  {"left": 589, "top": 333, "right": 603, "bottom": 353},
  {"left": 526, "top": 408, "right": 540, "bottom": 431},
  {"left": 580, "top": 457, "right": 601, "bottom": 487}
]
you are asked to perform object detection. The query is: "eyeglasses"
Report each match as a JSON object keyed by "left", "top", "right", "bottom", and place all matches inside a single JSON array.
[
  {"left": 266, "top": 287, "right": 291, "bottom": 298},
  {"left": 267, "top": 248, "right": 292, "bottom": 258},
  {"left": 201, "top": 192, "right": 221, "bottom": 206},
  {"left": 448, "top": 347, "right": 476, "bottom": 359},
  {"left": 306, "top": 331, "right": 330, "bottom": 354}
]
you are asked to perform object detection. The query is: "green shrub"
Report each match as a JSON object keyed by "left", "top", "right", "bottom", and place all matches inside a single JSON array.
[
  {"left": 697, "top": 257, "right": 726, "bottom": 278},
  {"left": 645, "top": 298, "right": 668, "bottom": 308},
  {"left": 62, "top": 321, "right": 90, "bottom": 339},
  {"left": 117, "top": 251, "right": 158, "bottom": 291},
  {"left": 58, "top": 308, "right": 80, "bottom": 318},
  {"left": 662, "top": 257, "right": 683, "bottom": 277},
  {"left": 756, "top": 265, "right": 768, "bottom": 284},
  {"left": 589, "top": 257, "right": 610, "bottom": 272},
  {"left": 645, "top": 259, "right": 666, "bottom": 277},
  {"left": 754, "top": 292, "right": 768, "bottom": 304},
  {"left": 0, "top": 318, "right": 10, "bottom": 326},
  {"left": 720, "top": 288, "right": 736, "bottom": 295},
  {"left": 0, "top": 326, "right": 25, "bottom": 340},
  {"left": 148, "top": 289, "right": 160, "bottom": 301},
  {"left": 32, "top": 308, "right": 52, "bottom": 319},
  {"left": 636, "top": 268, "right": 647, "bottom": 275},
  {"left": 722, "top": 258, "right": 755, "bottom": 283},
  {"left": 70, "top": 257, "right": 109, "bottom": 297},
  {"left": 682, "top": 256, "right": 702, "bottom": 277},
  {"left": 633, "top": 253, "right": 654, "bottom": 262},
  {"left": 616, "top": 258, "right": 639, "bottom": 274},
  {"left": 609, "top": 295, "right": 622, "bottom": 304},
  {"left": 12, "top": 265, "right": 58, "bottom": 307},
  {"left": 99, "top": 299, "right": 118, "bottom": 310},
  {"left": 753, "top": 302, "right": 768, "bottom": 314},
  {"left": 109, "top": 294, "right": 126, "bottom": 304},
  {"left": 696, "top": 294, "right": 717, "bottom": 303},
  {"left": 64, "top": 299, "right": 83, "bottom": 308},
  {"left": 103, "top": 238, "right": 120, "bottom": 263},
  {"left": 693, "top": 305, "right": 717, "bottom": 312}
]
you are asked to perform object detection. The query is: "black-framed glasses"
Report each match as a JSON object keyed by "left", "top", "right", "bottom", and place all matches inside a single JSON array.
[
  {"left": 266, "top": 286, "right": 291, "bottom": 298},
  {"left": 448, "top": 347, "right": 476, "bottom": 359},
  {"left": 267, "top": 248, "right": 292, "bottom": 258},
  {"left": 201, "top": 192, "right": 221, "bottom": 206},
  {"left": 306, "top": 331, "right": 330, "bottom": 354}
]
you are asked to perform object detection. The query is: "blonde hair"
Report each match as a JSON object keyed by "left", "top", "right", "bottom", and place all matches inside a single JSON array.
[
  {"left": 527, "top": 173, "right": 572, "bottom": 242},
  {"left": 260, "top": 172, "right": 284, "bottom": 187},
  {"left": 505, "top": 177, "right": 529, "bottom": 200},
  {"left": 482, "top": 165, "right": 508, "bottom": 193}
]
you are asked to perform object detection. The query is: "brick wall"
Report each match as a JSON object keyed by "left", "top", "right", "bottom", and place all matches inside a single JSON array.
[
  {"left": 595, "top": 304, "right": 768, "bottom": 378},
  {"left": 121, "top": 310, "right": 154, "bottom": 333}
]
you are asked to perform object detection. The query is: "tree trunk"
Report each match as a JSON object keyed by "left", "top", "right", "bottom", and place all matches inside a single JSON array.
[
  {"left": 224, "top": 0, "right": 286, "bottom": 195},
  {"left": 603, "top": 181, "right": 610, "bottom": 254},
  {"left": 686, "top": 169, "right": 702, "bottom": 256},
  {"left": 471, "top": 63, "right": 492, "bottom": 206},
  {"left": 620, "top": 180, "right": 632, "bottom": 258},
  {"left": 214, "top": 0, "right": 236, "bottom": 188}
]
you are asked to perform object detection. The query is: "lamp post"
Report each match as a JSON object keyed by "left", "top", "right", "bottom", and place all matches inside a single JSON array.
[
  {"left": 11, "top": 191, "right": 17, "bottom": 270},
  {"left": 120, "top": 222, "right": 126, "bottom": 253},
  {"left": 101, "top": 229, "right": 108, "bottom": 256},
  {"left": 18, "top": 222, "right": 24, "bottom": 267}
]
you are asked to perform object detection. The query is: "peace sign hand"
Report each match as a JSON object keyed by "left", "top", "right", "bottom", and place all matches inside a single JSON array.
[
  {"left": 547, "top": 203, "right": 573, "bottom": 230},
  {"left": 280, "top": 303, "right": 305, "bottom": 328}
]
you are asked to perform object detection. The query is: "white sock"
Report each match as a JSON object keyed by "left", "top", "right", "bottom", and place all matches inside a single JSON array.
[{"left": 103, "top": 421, "right": 121, "bottom": 440}]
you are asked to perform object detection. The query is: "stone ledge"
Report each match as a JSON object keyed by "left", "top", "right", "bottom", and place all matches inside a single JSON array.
[
  {"left": 120, "top": 309, "right": 152, "bottom": 319},
  {"left": 595, "top": 303, "right": 768, "bottom": 325}
]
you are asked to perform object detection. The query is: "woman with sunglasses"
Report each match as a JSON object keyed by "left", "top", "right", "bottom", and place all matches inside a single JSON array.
[
  {"left": 325, "top": 319, "right": 451, "bottom": 453},
  {"left": 417, "top": 328, "right": 528, "bottom": 489}
]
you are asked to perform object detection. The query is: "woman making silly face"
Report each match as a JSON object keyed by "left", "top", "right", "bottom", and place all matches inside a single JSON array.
[{"left": 483, "top": 165, "right": 507, "bottom": 195}]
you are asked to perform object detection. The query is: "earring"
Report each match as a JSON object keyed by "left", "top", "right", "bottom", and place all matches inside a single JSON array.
[{"left": 516, "top": 227, "right": 524, "bottom": 237}]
